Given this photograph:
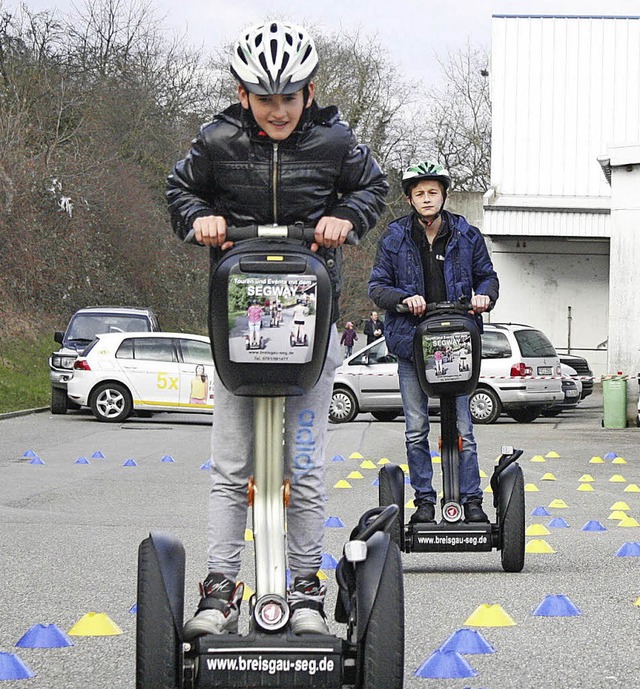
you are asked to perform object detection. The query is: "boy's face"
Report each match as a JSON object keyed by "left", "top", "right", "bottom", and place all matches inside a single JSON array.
[
  {"left": 408, "top": 179, "right": 445, "bottom": 220},
  {"left": 238, "top": 83, "right": 316, "bottom": 141}
]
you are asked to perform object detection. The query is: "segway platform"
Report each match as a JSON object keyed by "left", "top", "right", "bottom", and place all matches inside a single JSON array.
[
  {"left": 408, "top": 522, "right": 494, "bottom": 552},
  {"left": 191, "top": 632, "right": 345, "bottom": 688}
]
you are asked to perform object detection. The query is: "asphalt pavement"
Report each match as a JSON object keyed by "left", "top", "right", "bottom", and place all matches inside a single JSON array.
[{"left": 1, "top": 389, "right": 639, "bottom": 688}]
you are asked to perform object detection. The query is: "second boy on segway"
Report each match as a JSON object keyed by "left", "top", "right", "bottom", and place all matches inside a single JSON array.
[{"left": 369, "top": 161, "right": 500, "bottom": 525}]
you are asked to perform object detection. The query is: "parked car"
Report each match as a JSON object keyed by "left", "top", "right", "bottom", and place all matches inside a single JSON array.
[
  {"left": 49, "top": 306, "right": 161, "bottom": 415},
  {"left": 66, "top": 332, "right": 213, "bottom": 422},
  {"left": 540, "top": 364, "right": 583, "bottom": 416},
  {"left": 557, "top": 353, "right": 594, "bottom": 399},
  {"left": 329, "top": 323, "right": 563, "bottom": 425}
]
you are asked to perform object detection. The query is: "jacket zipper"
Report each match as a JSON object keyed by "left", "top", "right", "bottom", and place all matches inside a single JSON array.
[{"left": 272, "top": 143, "right": 279, "bottom": 223}]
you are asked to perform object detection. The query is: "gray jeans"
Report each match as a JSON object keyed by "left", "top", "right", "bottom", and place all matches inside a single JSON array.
[{"left": 207, "top": 326, "right": 341, "bottom": 581}]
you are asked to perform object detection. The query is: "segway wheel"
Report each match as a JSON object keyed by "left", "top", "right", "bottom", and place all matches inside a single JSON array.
[
  {"left": 356, "top": 543, "right": 404, "bottom": 688},
  {"left": 136, "top": 537, "right": 184, "bottom": 689},
  {"left": 378, "top": 466, "right": 405, "bottom": 551},
  {"left": 500, "top": 466, "right": 525, "bottom": 573}
]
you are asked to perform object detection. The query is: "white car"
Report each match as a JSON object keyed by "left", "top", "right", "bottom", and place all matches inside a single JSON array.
[
  {"left": 329, "top": 322, "right": 564, "bottom": 425},
  {"left": 67, "top": 332, "right": 214, "bottom": 422}
]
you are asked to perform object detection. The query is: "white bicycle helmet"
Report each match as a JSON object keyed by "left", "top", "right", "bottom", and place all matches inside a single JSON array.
[
  {"left": 401, "top": 161, "right": 452, "bottom": 197},
  {"left": 230, "top": 21, "right": 319, "bottom": 95}
]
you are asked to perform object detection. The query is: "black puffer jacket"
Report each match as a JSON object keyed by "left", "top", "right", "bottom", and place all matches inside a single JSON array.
[{"left": 167, "top": 102, "right": 388, "bottom": 320}]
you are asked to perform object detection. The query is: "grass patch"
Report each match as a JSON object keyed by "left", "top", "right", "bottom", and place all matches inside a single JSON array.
[{"left": 0, "top": 334, "right": 55, "bottom": 413}]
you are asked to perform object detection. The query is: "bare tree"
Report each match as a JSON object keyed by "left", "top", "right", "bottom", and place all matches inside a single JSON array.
[{"left": 418, "top": 43, "right": 491, "bottom": 191}]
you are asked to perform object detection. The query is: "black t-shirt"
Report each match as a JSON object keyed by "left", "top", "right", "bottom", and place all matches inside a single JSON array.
[{"left": 411, "top": 213, "right": 450, "bottom": 304}]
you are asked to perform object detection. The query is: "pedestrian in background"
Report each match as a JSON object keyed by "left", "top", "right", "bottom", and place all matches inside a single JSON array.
[
  {"left": 364, "top": 310, "right": 384, "bottom": 344},
  {"left": 340, "top": 321, "right": 358, "bottom": 357}
]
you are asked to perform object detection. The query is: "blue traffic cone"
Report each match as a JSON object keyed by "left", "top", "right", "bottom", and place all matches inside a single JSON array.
[
  {"left": 532, "top": 594, "right": 582, "bottom": 617},
  {"left": 0, "top": 652, "right": 35, "bottom": 679},
  {"left": 122, "top": 458, "right": 138, "bottom": 467},
  {"left": 29, "top": 456, "right": 45, "bottom": 465},
  {"left": 414, "top": 649, "right": 477, "bottom": 679},
  {"left": 531, "top": 506, "right": 551, "bottom": 516},
  {"left": 581, "top": 520, "right": 607, "bottom": 532},
  {"left": 371, "top": 477, "right": 380, "bottom": 486},
  {"left": 75, "top": 457, "right": 90, "bottom": 465},
  {"left": 16, "top": 623, "right": 74, "bottom": 648},
  {"left": 22, "top": 450, "right": 38, "bottom": 458},
  {"left": 324, "top": 516, "right": 345, "bottom": 528},
  {"left": 548, "top": 517, "right": 570, "bottom": 528},
  {"left": 320, "top": 553, "right": 338, "bottom": 569},
  {"left": 200, "top": 459, "right": 213, "bottom": 470},
  {"left": 129, "top": 603, "right": 138, "bottom": 614},
  {"left": 91, "top": 451, "right": 106, "bottom": 459},
  {"left": 439, "top": 628, "right": 495, "bottom": 654},
  {"left": 604, "top": 452, "right": 618, "bottom": 459},
  {"left": 615, "top": 542, "right": 640, "bottom": 557},
  {"left": 161, "top": 455, "right": 175, "bottom": 462},
  {"left": 331, "top": 455, "right": 346, "bottom": 462}
]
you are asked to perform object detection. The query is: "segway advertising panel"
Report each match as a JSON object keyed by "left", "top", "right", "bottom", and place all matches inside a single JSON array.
[
  {"left": 209, "top": 239, "right": 333, "bottom": 397},
  {"left": 412, "top": 305, "right": 481, "bottom": 398}
]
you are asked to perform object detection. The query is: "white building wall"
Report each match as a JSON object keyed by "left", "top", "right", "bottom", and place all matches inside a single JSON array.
[
  {"left": 489, "top": 15, "right": 640, "bottom": 210},
  {"left": 488, "top": 238, "right": 609, "bottom": 376}
]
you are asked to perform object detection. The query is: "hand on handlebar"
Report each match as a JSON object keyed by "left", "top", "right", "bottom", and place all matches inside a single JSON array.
[
  {"left": 312, "top": 216, "right": 354, "bottom": 252},
  {"left": 193, "top": 215, "right": 234, "bottom": 250},
  {"left": 471, "top": 294, "right": 491, "bottom": 313},
  {"left": 401, "top": 294, "right": 427, "bottom": 316}
]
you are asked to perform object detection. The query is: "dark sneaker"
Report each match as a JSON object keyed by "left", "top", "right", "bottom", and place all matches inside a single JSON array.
[
  {"left": 183, "top": 572, "right": 244, "bottom": 639},
  {"left": 288, "top": 575, "right": 329, "bottom": 635},
  {"left": 464, "top": 499, "right": 490, "bottom": 523},
  {"left": 410, "top": 501, "right": 436, "bottom": 524}
]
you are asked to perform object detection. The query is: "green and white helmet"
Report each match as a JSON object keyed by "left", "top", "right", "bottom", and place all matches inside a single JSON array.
[
  {"left": 401, "top": 161, "right": 451, "bottom": 196},
  {"left": 230, "top": 21, "right": 318, "bottom": 95}
]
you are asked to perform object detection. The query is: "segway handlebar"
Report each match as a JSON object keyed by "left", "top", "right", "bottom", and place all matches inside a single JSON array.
[
  {"left": 225, "top": 223, "right": 359, "bottom": 246},
  {"left": 350, "top": 505, "right": 400, "bottom": 542},
  {"left": 396, "top": 297, "right": 492, "bottom": 314}
]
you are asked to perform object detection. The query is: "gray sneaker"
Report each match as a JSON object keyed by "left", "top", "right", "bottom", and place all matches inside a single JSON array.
[
  {"left": 288, "top": 575, "right": 329, "bottom": 635},
  {"left": 183, "top": 572, "right": 244, "bottom": 639}
]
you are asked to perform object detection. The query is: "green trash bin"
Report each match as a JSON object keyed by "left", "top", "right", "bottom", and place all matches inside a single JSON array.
[{"left": 603, "top": 374, "right": 627, "bottom": 428}]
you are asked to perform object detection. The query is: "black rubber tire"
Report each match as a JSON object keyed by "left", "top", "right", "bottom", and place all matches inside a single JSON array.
[
  {"left": 378, "top": 469, "right": 404, "bottom": 550},
  {"left": 329, "top": 387, "right": 358, "bottom": 424},
  {"left": 356, "top": 543, "right": 405, "bottom": 689},
  {"left": 51, "top": 387, "right": 68, "bottom": 415},
  {"left": 90, "top": 382, "right": 133, "bottom": 422},
  {"left": 136, "top": 537, "right": 183, "bottom": 689},
  {"left": 508, "top": 406, "right": 543, "bottom": 423},
  {"left": 500, "top": 467, "right": 525, "bottom": 573},
  {"left": 371, "top": 411, "right": 399, "bottom": 422},
  {"left": 540, "top": 407, "right": 562, "bottom": 418},
  {"left": 468, "top": 387, "right": 502, "bottom": 424}
]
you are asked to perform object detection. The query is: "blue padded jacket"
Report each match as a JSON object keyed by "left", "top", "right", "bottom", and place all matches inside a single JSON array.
[{"left": 368, "top": 210, "right": 499, "bottom": 360}]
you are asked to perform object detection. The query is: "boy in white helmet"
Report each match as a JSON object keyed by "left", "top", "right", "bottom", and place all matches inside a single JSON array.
[{"left": 167, "top": 21, "right": 388, "bottom": 637}]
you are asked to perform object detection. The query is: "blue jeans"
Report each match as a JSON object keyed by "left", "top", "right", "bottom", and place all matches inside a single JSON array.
[{"left": 398, "top": 357, "right": 483, "bottom": 505}]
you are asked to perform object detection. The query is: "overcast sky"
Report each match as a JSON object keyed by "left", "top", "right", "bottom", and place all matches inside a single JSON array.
[{"left": 12, "top": 0, "right": 640, "bottom": 85}]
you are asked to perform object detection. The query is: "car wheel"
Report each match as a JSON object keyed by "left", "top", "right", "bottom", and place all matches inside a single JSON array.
[
  {"left": 329, "top": 388, "right": 358, "bottom": 424},
  {"left": 51, "top": 387, "right": 68, "bottom": 415},
  {"left": 508, "top": 406, "right": 543, "bottom": 423},
  {"left": 372, "top": 411, "right": 399, "bottom": 422},
  {"left": 90, "top": 382, "right": 133, "bottom": 423},
  {"left": 469, "top": 387, "right": 502, "bottom": 424}
]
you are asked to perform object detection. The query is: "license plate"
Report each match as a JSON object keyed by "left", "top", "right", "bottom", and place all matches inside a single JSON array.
[
  {"left": 566, "top": 389, "right": 579, "bottom": 397},
  {"left": 538, "top": 366, "right": 552, "bottom": 375}
]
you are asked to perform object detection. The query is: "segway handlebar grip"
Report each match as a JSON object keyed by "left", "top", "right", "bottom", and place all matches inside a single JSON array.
[
  {"left": 351, "top": 505, "right": 400, "bottom": 542},
  {"left": 396, "top": 299, "right": 494, "bottom": 315},
  {"left": 225, "top": 224, "right": 359, "bottom": 246}
]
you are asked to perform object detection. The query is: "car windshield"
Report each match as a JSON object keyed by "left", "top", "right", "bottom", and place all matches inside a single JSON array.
[
  {"left": 514, "top": 329, "right": 557, "bottom": 358},
  {"left": 66, "top": 314, "right": 150, "bottom": 342}
]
